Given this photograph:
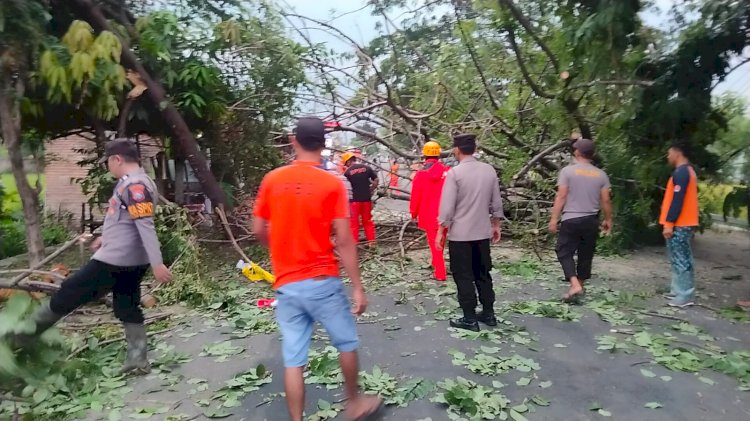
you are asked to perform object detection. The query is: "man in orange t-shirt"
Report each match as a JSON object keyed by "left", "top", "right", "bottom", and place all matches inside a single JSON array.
[
  {"left": 659, "top": 143, "right": 699, "bottom": 308},
  {"left": 252, "top": 117, "right": 381, "bottom": 421}
]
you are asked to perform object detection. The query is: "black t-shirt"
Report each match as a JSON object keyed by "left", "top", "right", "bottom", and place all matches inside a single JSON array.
[{"left": 344, "top": 163, "right": 377, "bottom": 202}]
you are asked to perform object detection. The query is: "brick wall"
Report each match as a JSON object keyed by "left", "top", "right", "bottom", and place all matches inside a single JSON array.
[{"left": 44, "top": 134, "right": 162, "bottom": 220}]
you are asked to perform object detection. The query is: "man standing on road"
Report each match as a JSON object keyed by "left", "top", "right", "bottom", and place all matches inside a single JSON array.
[
  {"left": 548, "top": 138, "right": 613, "bottom": 303},
  {"left": 437, "top": 133, "right": 503, "bottom": 332},
  {"left": 343, "top": 152, "right": 378, "bottom": 245},
  {"left": 410, "top": 140, "right": 449, "bottom": 282},
  {"left": 253, "top": 117, "right": 381, "bottom": 421},
  {"left": 660, "top": 144, "right": 699, "bottom": 308},
  {"left": 10, "top": 139, "right": 172, "bottom": 374}
]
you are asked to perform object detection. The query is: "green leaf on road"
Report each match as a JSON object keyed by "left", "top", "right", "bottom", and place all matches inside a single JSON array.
[
  {"left": 516, "top": 377, "right": 531, "bottom": 386},
  {"left": 699, "top": 377, "right": 715, "bottom": 385},
  {"left": 640, "top": 369, "right": 656, "bottom": 378},
  {"left": 645, "top": 402, "right": 663, "bottom": 409},
  {"left": 531, "top": 395, "right": 550, "bottom": 406},
  {"left": 509, "top": 409, "right": 529, "bottom": 421}
]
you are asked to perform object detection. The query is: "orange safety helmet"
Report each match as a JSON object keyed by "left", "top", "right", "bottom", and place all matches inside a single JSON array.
[
  {"left": 422, "top": 141, "right": 442, "bottom": 157},
  {"left": 341, "top": 152, "right": 356, "bottom": 164}
]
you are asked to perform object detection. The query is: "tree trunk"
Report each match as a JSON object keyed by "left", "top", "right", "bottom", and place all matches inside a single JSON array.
[
  {"left": 174, "top": 159, "right": 187, "bottom": 205},
  {"left": 0, "top": 75, "right": 45, "bottom": 265},
  {"left": 65, "top": 0, "right": 229, "bottom": 208}
]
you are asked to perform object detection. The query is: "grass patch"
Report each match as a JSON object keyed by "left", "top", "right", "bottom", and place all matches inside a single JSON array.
[
  {"left": 1, "top": 172, "right": 46, "bottom": 214},
  {"left": 700, "top": 182, "right": 748, "bottom": 221}
]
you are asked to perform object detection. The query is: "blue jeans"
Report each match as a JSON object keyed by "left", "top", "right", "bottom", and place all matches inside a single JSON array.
[
  {"left": 275, "top": 277, "right": 358, "bottom": 368},
  {"left": 667, "top": 227, "right": 695, "bottom": 303}
]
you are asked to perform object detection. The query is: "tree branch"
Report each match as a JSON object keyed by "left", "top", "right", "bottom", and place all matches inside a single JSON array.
[
  {"left": 338, "top": 125, "right": 419, "bottom": 160},
  {"left": 497, "top": 0, "right": 560, "bottom": 72},
  {"left": 505, "top": 27, "right": 556, "bottom": 99},
  {"left": 0, "top": 280, "right": 61, "bottom": 294},
  {"left": 9, "top": 235, "right": 84, "bottom": 286},
  {"left": 453, "top": 2, "right": 503, "bottom": 109},
  {"left": 512, "top": 139, "right": 570, "bottom": 183}
]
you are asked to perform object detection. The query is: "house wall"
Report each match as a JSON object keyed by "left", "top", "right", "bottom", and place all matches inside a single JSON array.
[
  {"left": 44, "top": 135, "right": 94, "bottom": 218},
  {"left": 44, "top": 134, "right": 162, "bottom": 220}
]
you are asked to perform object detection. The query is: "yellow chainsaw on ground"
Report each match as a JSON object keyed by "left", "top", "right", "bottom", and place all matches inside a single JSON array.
[{"left": 236, "top": 260, "right": 275, "bottom": 284}]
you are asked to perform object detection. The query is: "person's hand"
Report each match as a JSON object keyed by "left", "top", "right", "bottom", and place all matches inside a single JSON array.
[
  {"left": 89, "top": 237, "right": 102, "bottom": 252},
  {"left": 435, "top": 229, "right": 445, "bottom": 251},
  {"left": 153, "top": 264, "right": 173, "bottom": 284},
  {"left": 601, "top": 219, "right": 613, "bottom": 236},
  {"left": 491, "top": 225, "right": 502, "bottom": 244},
  {"left": 351, "top": 286, "right": 368, "bottom": 316},
  {"left": 548, "top": 219, "right": 559, "bottom": 234},
  {"left": 662, "top": 225, "right": 674, "bottom": 240}
]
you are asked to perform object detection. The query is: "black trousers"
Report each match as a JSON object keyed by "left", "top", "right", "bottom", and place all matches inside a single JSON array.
[
  {"left": 555, "top": 215, "right": 599, "bottom": 282},
  {"left": 448, "top": 239, "right": 495, "bottom": 320},
  {"left": 50, "top": 259, "right": 149, "bottom": 324}
]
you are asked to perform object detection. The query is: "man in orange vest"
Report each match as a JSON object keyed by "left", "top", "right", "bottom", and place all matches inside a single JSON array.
[
  {"left": 660, "top": 144, "right": 699, "bottom": 308},
  {"left": 410, "top": 141, "right": 449, "bottom": 281}
]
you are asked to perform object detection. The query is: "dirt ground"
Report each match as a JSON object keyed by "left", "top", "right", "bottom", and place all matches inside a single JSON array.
[{"left": 593, "top": 228, "right": 750, "bottom": 308}]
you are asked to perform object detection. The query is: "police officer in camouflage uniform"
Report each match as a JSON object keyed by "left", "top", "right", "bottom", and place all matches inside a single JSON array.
[{"left": 15, "top": 139, "right": 172, "bottom": 374}]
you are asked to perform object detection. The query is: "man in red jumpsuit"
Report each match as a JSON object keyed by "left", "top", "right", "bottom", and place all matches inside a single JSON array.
[{"left": 410, "top": 141, "right": 448, "bottom": 281}]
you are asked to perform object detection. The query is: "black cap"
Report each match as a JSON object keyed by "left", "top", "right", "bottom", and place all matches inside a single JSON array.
[
  {"left": 452, "top": 133, "right": 476, "bottom": 148},
  {"left": 294, "top": 117, "right": 326, "bottom": 150},
  {"left": 572, "top": 138, "right": 595, "bottom": 157},
  {"left": 99, "top": 138, "right": 139, "bottom": 164}
]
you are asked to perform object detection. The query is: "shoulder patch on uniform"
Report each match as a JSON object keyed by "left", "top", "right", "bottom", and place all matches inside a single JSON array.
[
  {"left": 126, "top": 183, "right": 154, "bottom": 219},
  {"left": 128, "top": 184, "right": 147, "bottom": 202}
]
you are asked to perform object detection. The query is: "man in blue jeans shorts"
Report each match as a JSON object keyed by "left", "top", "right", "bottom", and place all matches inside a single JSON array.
[{"left": 253, "top": 117, "right": 382, "bottom": 421}]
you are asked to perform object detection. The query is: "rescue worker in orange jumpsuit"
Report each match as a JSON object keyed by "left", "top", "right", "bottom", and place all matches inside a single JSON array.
[
  {"left": 389, "top": 160, "right": 400, "bottom": 190},
  {"left": 409, "top": 141, "right": 449, "bottom": 281}
]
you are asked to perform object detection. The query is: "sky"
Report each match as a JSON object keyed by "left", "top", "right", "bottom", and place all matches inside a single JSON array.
[{"left": 281, "top": 0, "right": 749, "bottom": 109}]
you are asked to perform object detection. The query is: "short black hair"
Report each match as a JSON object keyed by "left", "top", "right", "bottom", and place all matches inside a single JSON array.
[
  {"left": 453, "top": 133, "right": 477, "bottom": 155},
  {"left": 294, "top": 117, "right": 326, "bottom": 151},
  {"left": 121, "top": 155, "right": 140, "bottom": 163},
  {"left": 457, "top": 143, "right": 476, "bottom": 155},
  {"left": 669, "top": 142, "right": 690, "bottom": 159}
]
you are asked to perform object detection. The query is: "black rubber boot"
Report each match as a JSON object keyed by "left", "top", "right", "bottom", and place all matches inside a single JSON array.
[
  {"left": 450, "top": 317, "right": 480, "bottom": 332},
  {"left": 120, "top": 323, "right": 151, "bottom": 375},
  {"left": 10, "top": 301, "right": 63, "bottom": 347}
]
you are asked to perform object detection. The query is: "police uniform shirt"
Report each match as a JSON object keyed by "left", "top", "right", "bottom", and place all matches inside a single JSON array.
[{"left": 93, "top": 168, "right": 164, "bottom": 267}]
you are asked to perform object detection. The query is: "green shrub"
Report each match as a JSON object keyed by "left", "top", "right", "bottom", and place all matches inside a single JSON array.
[
  {"left": 700, "top": 183, "right": 748, "bottom": 222},
  {"left": 0, "top": 219, "right": 26, "bottom": 259},
  {"left": 0, "top": 213, "right": 72, "bottom": 259},
  {"left": 42, "top": 212, "right": 74, "bottom": 246}
]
